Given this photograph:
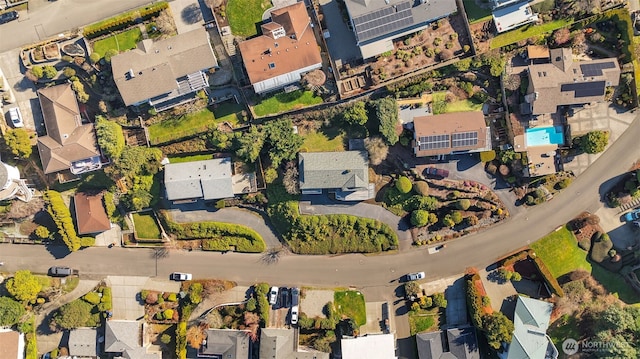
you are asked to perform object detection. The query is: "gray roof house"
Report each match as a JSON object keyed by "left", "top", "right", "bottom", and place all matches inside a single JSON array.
[
  {"left": 492, "top": 0, "right": 539, "bottom": 33},
  {"left": 298, "top": 151, "right": 373, "bottom": 200},
  {"left": 111, "top": 29, "right": 217, "bottom": 112},
  {"left": 198, "top": 329, "right": 250, "bottom": 358},
  {"left": 507, "top": 296, "right": 558, "bottom": 359},
  {"left": 260, "top": 328, "right": 329, "bottom": 359},
  {"left": 69, "top": 328, "right": 97, "bottom": 358},
  {"left": 104, "top": 320, "right": 161, "bottom": 359},
  {"left": 164, "top": 158, "right": 234, "bottom": 201},
  {"left": 525, "top": 48, "right": 620, "bottom": 115},
  {"left": 416, "top": 325, "right": 480, "bottom": 359},
  {"left": 343, "top": 0, "right": 457, "bottom": 59}
]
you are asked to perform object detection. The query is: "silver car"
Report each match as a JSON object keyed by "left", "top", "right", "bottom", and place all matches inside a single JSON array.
[
  {"left": 8, "top": 107, "right": 23, "bottom": 128},
  {"left": 407, "top": 271, "right": 425, "bottom": 281}
]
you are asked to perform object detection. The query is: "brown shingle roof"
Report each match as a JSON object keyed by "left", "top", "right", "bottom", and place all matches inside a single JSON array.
[
  {"left": 36, "top": 84, "right": 100, "bottom": 174},
  {"left": 0, "top": 331, "right": 20, "bottom": 359},
  {"left": 413, "top": 112, "right": 490, "bottom": 157},
  {"left": 74, "top": 192, "right": 111, "bottom": 235},
  {"left": 239, "top": 2, "right": 321, "bottom": 85}
]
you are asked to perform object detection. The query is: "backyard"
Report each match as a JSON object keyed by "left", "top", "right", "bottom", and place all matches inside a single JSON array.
[
  {"left": 253, "top": 90, "right": 323, "bottom": 117},
  {"left": 148, "top": 107, "right": 217, "bottom": 144},
  {"left": 462, "top": 0, "right": 492, "bottom": 24},
  {"left": 227, "top": 0, "right": 272, "bottom": 37},
  {"left": 409, "top": 308, "right": 440, "bottom": 335},
  {"left": 334, "top": 290, "right": 366, "bottom": 327},
  {"left": 302, "top": 127, "right": 345, "bottom": 152},
  {"left": 132, "top": 212, "right": 162, "bottom": 240},
  {"left": 168, "top": 153, "right": 215, "bottom": 163},
  {"left": 92, "top": 27, "right": 143, "bottom": 55},
  {"left": 213, "top": 102, "right": 246, "bottom": 127},
  {"left": 490, "top": 19, "right": 572, "bottom": 49}
]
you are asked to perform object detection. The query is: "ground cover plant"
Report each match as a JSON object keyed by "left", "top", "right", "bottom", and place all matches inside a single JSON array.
[
  {"left": 92, "top": 27, "right": 142, "bottom": 55},
  {"left": 253, "top": 90, "right": 323, "bottom": 117},
  {"left": 212, "top": 102, "right": 246, "bottom": 127},
  {"left": 462, "top": 0, "right": 492, "bottom": 24},
  {"left": 227, "top": 0, "right": 273, "bottom": 37}
]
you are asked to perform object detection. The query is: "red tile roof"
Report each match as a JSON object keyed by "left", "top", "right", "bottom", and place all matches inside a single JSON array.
[{"left": 74, "top": 192, "right": 111, "bottom": 235}]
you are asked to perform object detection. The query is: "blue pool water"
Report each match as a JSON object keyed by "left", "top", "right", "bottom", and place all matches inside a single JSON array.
[{"left": 525, "top": 126, "right": 564, "bottom": 147}]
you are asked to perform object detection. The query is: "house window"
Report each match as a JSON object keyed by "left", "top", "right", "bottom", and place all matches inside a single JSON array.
[{"left": 268, "top": 63, "right": 276, "bottom": 69}]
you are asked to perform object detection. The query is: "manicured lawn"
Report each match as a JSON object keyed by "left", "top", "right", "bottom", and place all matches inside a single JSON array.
[
  {"left": 462, "top": 0, "right": 492, "bottom": 24},
  {"left": 92, "top": 27, "right": 143, "bottom": 55},
  {"left": 302, "top": 127, "right": 345, "bottom": 152},
  {"left": 446, "top": 99, "right": 484, "bottom": 113},
  {"left": 132, "top": 212, "right": 162, "bottom": 239},
  {"left": 334, "top": 291, "right": 366, "bottom": 326},
  {"left": 148, "top": 107, "right": 216, "bottom": 144},
  {"left": 409, "top": 308, "right": 440, "bottom": 335},
  {"left": 491, "top": 19, "right": 572, "bottom": 49},
  {"left": 531, "top": 226, "right": 640, "bottom": 304},
  {"left": 253, "top": 90, "right": 323, "bottom": 117},
  {"left": 227, "top": 0, "right": 272, "bottom": 37},
  {"left": 213, "top": 102, "right": 245, "bottom": 127},
  {"left": 168, "top": 154, "right": 215, "bottom": 163}
]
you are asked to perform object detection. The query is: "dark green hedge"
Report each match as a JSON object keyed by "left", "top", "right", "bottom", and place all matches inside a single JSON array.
[
  {"left": 44, "top": 190, "right": 94, "bottom": 252},
  {"left": 465, "top": 274, "right": 485, "bottom": 329},
  {"left": 531, "top": 255, "right": 564, "bottom": 297},
  {"left": 83, "top": 2, "right": 168, "bottom": 38}
]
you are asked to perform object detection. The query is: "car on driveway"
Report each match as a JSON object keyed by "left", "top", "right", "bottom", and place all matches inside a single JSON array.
[
  {"left": 269, "top": 286, "right": 279, "bottom": 305},
  {"left": 424, "top": 167, "right": 449, "bottom": 178},
  {"left": 8, "top": 107, "right": 23, "bottom": 128},
  {"left": 290, "top": 287, "right": 299, "bottom": 306},
  {"left": 290, "top": 305, "right": 299, "bottom": 325},
  {"left": 406, "top": 271, "right": 425, "bottom": 281},
  {"left": 278, "top": 287, "right": 290, "bottom": 308},
  {"left": 624, "top": 209, "right": 640, "bottom": 222},
  {"left": 170, "top": 272, "right": 192, "bottom": 281},
  {"left": 0, "top": 11, "right": 19, "bottom": 24}
]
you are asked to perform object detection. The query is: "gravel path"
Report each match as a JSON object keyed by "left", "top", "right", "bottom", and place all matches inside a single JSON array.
[{"left": 300, "top": 289, "right": 334, "bottom": 318}]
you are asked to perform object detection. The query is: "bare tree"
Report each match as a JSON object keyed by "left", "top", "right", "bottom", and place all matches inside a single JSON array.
[
  {"left": 553, "top": 28, "right": 571, "bottom": 46},
  {"left": 364, "top": 137, "right": 389, "bottom": 165},
  {"left": 155, "top": 10, "right": 176, "bottom": 37},
  {"left": 283, "top": 162, "right": 300, "bottom": 195},
  {"left": 261, "top": 246, "right": 285, "bottom": 264}
]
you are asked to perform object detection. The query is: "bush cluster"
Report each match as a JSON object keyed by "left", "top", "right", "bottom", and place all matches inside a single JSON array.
[
  {"left": 175, "top": 321, "right": 187, "bottom": 359},
  {"left": 83, "top": 2, "right": 168, "bottom": 38},
  {"left": 465, "top": 274, "right": 487, "bottom": 329},
  {"left": 253, "top": 283, "right": 270, "bottom": 326},
  {"left": 44, "top": 191, "right": 94, "bottom": 252}
]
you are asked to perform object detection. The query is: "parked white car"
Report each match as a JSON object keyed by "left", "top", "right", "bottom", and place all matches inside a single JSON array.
[
  {"left": 170, "top": 272, "right": 192, "bottom": 281},
  {"left": 8, "top": 107, "right": 23, "bottom": 128},
  {"left": 269, "top": 286, "right": 279, "bottom": 305},
  {"left": 406, "top": 271, "right": 425, "bottom": 281},
  {"left": 290, "top": 305, "right": 299, "bottom": 325}
]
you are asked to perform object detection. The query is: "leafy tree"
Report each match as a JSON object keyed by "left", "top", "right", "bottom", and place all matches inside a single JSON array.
[
  {"left": 396, "top": 176, "right": 412, "bottom": 194},
  {"left": 482, "top": 51, "right": 506, "bottom": 77},
  {"left": 342, "top": 101, "right": 368, "bottom": 126},
  {"left": 364, "top": 136, "right": 389, "bottom": 165},
  {"left": 456, "top": 199, "right": 471, "bottom": 210},
  {"left": 208, "top": 130, "right": 233, "bottom": 151},
  {"left": 34, "top": 226, "right": 51, "bottom": 240},
  {"left": 235, "top": 126, "right": 265, "bottom": 163},
  {"left": 62, "top": 67, "right": 76, "bottom": 78},
  {"left": 246, "top": 297, "right": 257, "bottom": 312},
  {"left": 263, "top": 118, "right": 304, "bottom": 167},
  {"left": 442, "top": 214, "right": 455, "bottom": 228},
  {"left": 483, "top": 312, "right": 514, "bottom": 349},
  {"left": 414, "top": 181, "right": 429, "bottom": 196},
  {"left": 43, "top": 190, "right": 82, "bottom": 252},
  {"left": 404, "top": 281, "right": 421, "bottom": 298},
  {"left": 479, "top": 150, "right": 496, "bottom": 162},
  {"left": 0, "top": 297, "right": 26, "bottom": 326},
  {"left": 6, "top": 270, "right": 42, "bottom": 303},
  {"left": 3, "top": 129, "right": 32, "bottom": 159},
  {"left": 89, "top": 52, "right": 102, "bottom": 64},
  {"left": 432, "top": 292, "right": 447, "bottom": 308},
  {"left": 95, "top": 116, "right": 125, "bottom": 159},
  {"left": 54, "top": 300, "right": 93, "bottom": 330},
  {"left": 371, "top": 98, "right": 399, "bottom": 145},
  {"left": 580, "top": 131, "right": 609, "bottom": 154},
  {"left": 106, "top": 146, "right": 162, "bottom": 181},
  {"left": 411, "top": 210, "right": 429, "bottom": 227},
  {"left": 43, "top": 65, "right": 57, "bottom": 79},
  {"left": 453, "top": 58, "right": 471, "bottom": 71},
  {"left": 451, "top": 211, "right": 463, "bottom": 224},
  {"left": 31, "top": 66, "right": 44, "bottom": 79},
  {"left": 104, "top": 49, "right": 119, "bottom": 63}
]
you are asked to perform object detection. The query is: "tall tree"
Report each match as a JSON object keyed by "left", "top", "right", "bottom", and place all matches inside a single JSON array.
[
  {"left": 0, "top": 297, "right": 26, "bottom": 326},
  {"left": 263, "top": 118, "right": 304, "bottom": 167},
  {"left": 342, "top": 102, "right": 368, "bottom": 126},
  {"left": 95, "top": 116, "right": 125, "bottom": 159},
  {"left": 370, "top": 98, "right": 399, "bottom": 145},
  {"left": 235, "top": 126, "right": 265, "bottom": 163},
  {"left": 483, "top": 312, "right": 514, "bottom": 349},
  {"left": 6, "top": 270, "right": 42, "bottom": 303},
  {"left": 3, "top": 128, "right": 32, "bottom": 159},
  {"left": 53, "top": 300, "right": 93, "bottom": 330},
  {"left": 581, "top": 131, "right": 609, "bottom": 154}
]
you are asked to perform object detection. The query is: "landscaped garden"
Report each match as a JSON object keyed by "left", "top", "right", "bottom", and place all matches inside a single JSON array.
[
  {"left": 253, "top": 90, "right": 323, "bottom": 117},
  {"left": 92, "top": 27, "right": 143, "bottom": 55},
  {"left": 408, "top": 292, "right": 447, "bottom": 335},
  {"left": 52, "top": 283, "right": 112, "bottom": 330},
  {"left": 141, "top": 289, "right": 180, "bottom": 323},
  {"left": 227, "top": 0, "right": 273, "bottom": 37},
  {"left": 490, "top": 19, "right": 572, "bottom": 49},
  {"left": 132, "top": 211, "right": 162, "bottom": 240}
]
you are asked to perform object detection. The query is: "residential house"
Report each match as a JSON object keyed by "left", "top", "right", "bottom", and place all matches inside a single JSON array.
[
  {"left": 340, "top": 334, "right": 395, "bottom": 359},
  {"left": 343, "top": 0, "right": 457, "bottom": 59},
  {"left": 0, "top": 329, "right": 25, "bottom": 359},
  {"left": 111, "top": 29, "right": 218, "bottom": 112},
  {"left": 198, "top": 329, "right": 250, "bottom": 359},
  {"left": 74, "top": 192, "right": 111, "bottom": 235},
  {"left": 164, "top": 158, "right": 236, "bottom": 202},
  {"left": 416, "top": 325, "right": 480, "bottom": 359},
  {"left": 0, "top": 160, "right": 32, "bottom": 202},
  {"left": 68, "top": 328, "right": 97, "bottom": 358},
  {"left": 525, "top": 45, "right": 550, "bottom": 64},
  {"left": 412, "top": 112, "right": 491, "bottom": 157},
  {"left": 239, "top": 2, "right": 322, "bottom": 94},
  {"left": 298, "top": 151, "right": 373, "bottom": 201},
  {"left": 492, "top": 0, "right": 539, "bottom": 33},
  {"left": 507, "top": 296, "right": 558, "bottom": 359},
  {"left": 524, "top": 48, "right": 620, "bottom": 115},
  {"left": 36, "top": 84, "right": 101, "bottom": 175},
  {"left": 259, "top": 328, "right": 329, "bottom": 359},
  {"left": 104, "top": 320, "right": 161, "bottom": 359}
]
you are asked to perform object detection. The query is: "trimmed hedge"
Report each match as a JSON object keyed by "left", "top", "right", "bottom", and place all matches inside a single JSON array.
[
  {"left": 83, "top": 2, "right": 168, "bottom": 38},
  {"left": 465, "top": 274, "right": 485, "bottom": 329},
  {"left": 531, "top": 255, "right": 564, "bottom": 297},
  {"left": 175, "top": 321, "right": 187, "bottom": 359},
  {"left": 162, "top": 214, "right": 265, "bottom": 253},
  {"left": 44, "top": 191, "right": 94, "bottom": 252}
]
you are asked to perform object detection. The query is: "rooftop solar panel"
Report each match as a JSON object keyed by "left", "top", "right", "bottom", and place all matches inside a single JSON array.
[
  {"left": 418, "top": 134, "right": 450, "bottom": 151},
  {"left": 451, "top": 131, "right": 478, "bottom": 148},
  {"left": 560, "top": 81, "right": 606, "bottom": 98},
  {"left": 352, "top": 0, "right": 414, "bottom": 42},
  {"left": 580, "top": 62, "right": 616, "bottom": 77}
]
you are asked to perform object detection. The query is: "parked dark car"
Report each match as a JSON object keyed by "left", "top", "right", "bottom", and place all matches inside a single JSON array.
[
  {"left": 279, "top": 287, "right": 290, "bottom": 308},
  {"left": 290, "top": 287, "right": 300, "bottom": 306},
  {"left": 0, "top": 11, "right": 19, "bottom": 24},
  {"left": 49, "top": 266, "right": 72, "bottom": 277},
  {"left": 424, "top": 167, "right": 449, "bottom": 178}
]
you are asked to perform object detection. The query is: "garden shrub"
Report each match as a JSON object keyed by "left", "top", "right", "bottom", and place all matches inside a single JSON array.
[
  {"left": 246, "top": 297, "right": 257, "bottom": 311},
  {"left": 167, "top": 293, "right": 177, "bottom": 302},
  {"left": 411, "top": 210, "right": 430, "bottom": 227},
  {"left": 145, "top": 291, "right": 158, "bottom": 304},
  {"left": 175, "top": 321, "right": 187, "bottom": 359},
  {"left": 83, "top": 292, "right": 101, "bottom": 305},
  {"left": 83, "top": 2, "right": 169, "bottom": 38},
  {"left": 80, "top": 237, "right": 95, "bottom": 247},
  {"left": 556, "top": 178, "right": 572, "bottom": 189},
  {"left": 413, "top": 181, "right": 429, "bottom": 196},
  {"left": 456, "top": 199, "right": 471, "bottom": 210},
  {"left": 140, "top": 290, "right": 149, "bottom": 301},
  {"left": 396, "top": 176, "right": 413, "bottom": 194},
  {"left": 590, "top": 237, "right": 613, "bottom": 263},
  {"left": 163, "top": 309, "right": 174, "bottom": 320},
  {"left": 465, "top": 275, "right": 484, "bottom": 329},
  {"left": 432, "top": 292, "right": 447, "bottom": 308},
  {"left": 44, "top": 191, "right": 82, "bottom": 252},
  {"left": 480, "top": 150, "right": 496, "bottom": 162}
]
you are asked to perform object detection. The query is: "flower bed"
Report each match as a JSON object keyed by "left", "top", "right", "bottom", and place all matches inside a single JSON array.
[{"left": 141, "top": 290, "right": 180, "bottom": 323}]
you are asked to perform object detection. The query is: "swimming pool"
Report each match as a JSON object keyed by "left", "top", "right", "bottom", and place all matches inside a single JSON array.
[{"left": 525, "top": 126, "right": 564, "bottom": 147}]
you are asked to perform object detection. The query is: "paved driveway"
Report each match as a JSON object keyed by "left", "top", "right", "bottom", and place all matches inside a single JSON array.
[
  {"left": 0, "top": 48, "right": 41, "bottom": 132},
  {"left": 318, "top": 0, "right": 360, "bottom": 66},
  {"left": 169, "top": 0, "right": 205, "bottom": 34}
]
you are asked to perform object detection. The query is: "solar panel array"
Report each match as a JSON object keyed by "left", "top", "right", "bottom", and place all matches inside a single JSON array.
[
  {"left": 352, "top": 0, "right": 413, "bottom": 42},
  {"left": 560, "top": 81, "right": 606, "bottom": 98},
  {"left": 451, "top": 131, "right": 479, "bottom": 148},
  {"left": 580, "top": 62, "right": 616, "bottom": 77},
  {"left": 418, "top": 135, "right": 449, "bottom": 151}
]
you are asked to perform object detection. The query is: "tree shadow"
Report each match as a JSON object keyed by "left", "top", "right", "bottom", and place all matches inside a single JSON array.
[
  {"left": 45, "top": 243, "right": 71, "bottom": 259},
  {"left": 181, "top": 3, "right": 203, "bottom": 24},
  {"left": 598, "top": 171, "right": 628, "bottom": 204}
]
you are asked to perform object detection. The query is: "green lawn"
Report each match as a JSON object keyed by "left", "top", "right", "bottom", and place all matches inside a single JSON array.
[
  {"left": 227, "top": 0, "right": 272, "bottom": 37},
  {"left": 92, "top": 27, "right": 142, "bottom": 55},
  {"left": 302, "top": 127, "right": 345, "bottom": 152},
  {"left": 253, "top": 90, "right": 323, "bottom": 117},
  {"left": 334, "top": 290, "right": 366, "bottom": 327},
  {"left": 409, "top": 308, "right": 440, "bottom": 335},
  {"left": 446, "top": 99, "right": 484, "bottom": 113},
  {"left": 213, "top": 102, "right": 245, "bottom": 127},
  {"left": 462, "top": 0, "right": 492, "bottom": 24},
  {"left": 531, "top": 226, "right": 640, "bottom": 304},
  {"left": 491, "top": 19, "right": 572, "bottom": 49},
  {"left": 148, "top": 107, "right": 216, "bottom": 144},
  {"left": 132, "top": 212, "right": 162, "bottom": 239},
  {"left": 168, "top": 154, "right": 215, "bottom": 163}
]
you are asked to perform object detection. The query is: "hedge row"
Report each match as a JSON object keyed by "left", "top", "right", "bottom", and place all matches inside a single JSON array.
[
  {"left": 465, "top": 274, "right": 485, "bottom": 329},
  {"left": 83, "top": 2, "right": 168, "bottom": 38},
  {"left": 162, "top": 214, "right": 266, "bottom": 253},
  {"left": 500, "top": 250, "right": 531, "bottom": 268},
  {"left": 531, "top": 255, "right": 564, "bottom": 297},
  {"left": 44, "top": 191, "right": 94, "bottom": 252},
  {"left": 175, "top": 321, "right": 187, "bottom": 359},
  {"left": 254, "top": 283, "right": 270, "bottom": 326}
]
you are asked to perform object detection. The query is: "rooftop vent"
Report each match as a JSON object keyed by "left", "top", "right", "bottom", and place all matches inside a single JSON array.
[{"left": 126, "top": 69, "right": 135, "bottom": 79}]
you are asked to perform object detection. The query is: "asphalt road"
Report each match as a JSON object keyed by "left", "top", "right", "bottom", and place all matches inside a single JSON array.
[{"left": 0, "top": 0, "right": 153, "bottom": 52}]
